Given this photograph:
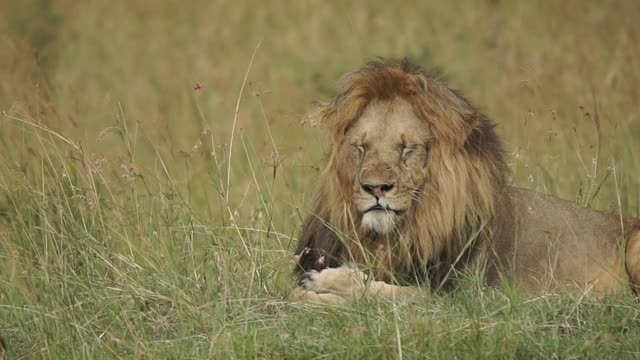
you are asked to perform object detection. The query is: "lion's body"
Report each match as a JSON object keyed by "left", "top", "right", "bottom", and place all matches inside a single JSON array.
[
  {"left": 290, "top": 59, "right": 640, "bottom": 303},
  {"left": 487, "top": 186, "right": 630, "bottom": 294}
]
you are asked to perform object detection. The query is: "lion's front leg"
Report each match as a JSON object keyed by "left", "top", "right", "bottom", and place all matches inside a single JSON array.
[
  {"left": 291, "top": 264, "right": 419, "bottom": 304},
  {"left": 302, "top": 265, "right": 367, "bottom": 301},
  {"left": 288, "top": 286, "right": 348, "bottom": 305}
]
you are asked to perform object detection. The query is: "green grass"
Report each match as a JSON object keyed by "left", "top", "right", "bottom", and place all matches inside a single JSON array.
[{"left": 1, "top": 0, "right": 640, "bottom": 358}]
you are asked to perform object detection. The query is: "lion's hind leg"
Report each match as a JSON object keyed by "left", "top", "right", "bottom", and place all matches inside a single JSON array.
[{"left": 625, "top": 224, "right": 640, "bottom": 295}]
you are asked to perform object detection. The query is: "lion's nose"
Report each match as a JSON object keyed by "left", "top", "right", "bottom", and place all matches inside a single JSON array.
[{"left": 362, "top": 183, "right": 394, "bottom": 198}]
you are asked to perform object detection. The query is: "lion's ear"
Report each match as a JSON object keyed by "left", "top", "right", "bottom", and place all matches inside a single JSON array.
[
  {"left": 301, "top": 101, "right": 332, "bottom": 127},
  {"left": 446, "top": 90, "right": 485, "bottom": 144},
  {"left": 301, "top": 101, "right": 349, "bottom": 144},
  {"left": 464, "top": 113, "right": 483, "bottom": 131}
]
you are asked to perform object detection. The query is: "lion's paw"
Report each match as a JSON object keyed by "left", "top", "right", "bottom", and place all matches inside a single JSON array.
[
  {"left": 301, "top": 264, "right": 366, "bottom": 300},
  {"left": 288, "top": 287, "right": 348, "bottom": 305}
]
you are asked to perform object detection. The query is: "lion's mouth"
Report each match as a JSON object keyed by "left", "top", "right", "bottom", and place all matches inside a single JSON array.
[{"left": 364, "top": 204, "right": 401, "bottom": 214}]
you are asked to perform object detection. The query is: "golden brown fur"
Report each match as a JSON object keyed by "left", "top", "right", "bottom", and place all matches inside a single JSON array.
[{"left": 290, "top": 59, "right": 640, "bottom": 304}]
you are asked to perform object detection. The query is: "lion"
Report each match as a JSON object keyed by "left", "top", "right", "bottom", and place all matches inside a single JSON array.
[{"left": 289, "top": 59, "right": 640, "bottom": 304}]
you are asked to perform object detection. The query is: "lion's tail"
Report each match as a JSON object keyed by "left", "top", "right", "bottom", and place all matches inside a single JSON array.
[{"left": 625, "top": 217, "right": 640, "bottom": 295}]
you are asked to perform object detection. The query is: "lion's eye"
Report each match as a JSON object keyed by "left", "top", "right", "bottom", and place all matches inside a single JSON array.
[
  {"left": 354, "top": 144, "right": 366, "bottom": 154},
  {"left": 401, "top": 145, "right": 415, "bottom": 157}
]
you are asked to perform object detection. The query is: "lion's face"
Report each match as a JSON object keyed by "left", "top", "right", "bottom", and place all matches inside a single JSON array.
[{"left": 342, "top": 99, "right": 431, "bottom": 234}]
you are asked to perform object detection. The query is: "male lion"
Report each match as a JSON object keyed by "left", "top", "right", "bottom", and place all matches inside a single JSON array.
[{"left": 290, "top": 59, "right": 640, "bottom": 305}]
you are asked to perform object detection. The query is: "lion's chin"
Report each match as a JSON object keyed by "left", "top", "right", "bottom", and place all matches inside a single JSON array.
[{"left": 361, "top": 211, "right": 398, "bottom": 234}]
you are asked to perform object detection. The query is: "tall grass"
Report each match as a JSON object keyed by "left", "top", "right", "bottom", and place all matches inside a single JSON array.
[{"left": 1, "top": 0, "right": 639, "bottom": 358}]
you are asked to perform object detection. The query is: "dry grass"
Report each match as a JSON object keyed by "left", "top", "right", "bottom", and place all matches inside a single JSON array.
[{"left": 1, "top": 0, "right": 639, "bottom": 358}]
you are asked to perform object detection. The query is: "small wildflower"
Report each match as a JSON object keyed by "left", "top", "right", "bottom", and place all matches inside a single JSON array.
[
  {"left": 191, "top": 138, "right": 203, "bottom": 153},
  {"left": 88, "top": 153, "right": 106, "bottom": 175},
  {"left": 121, "top": 163, "right": 139, "bottom": 183}
]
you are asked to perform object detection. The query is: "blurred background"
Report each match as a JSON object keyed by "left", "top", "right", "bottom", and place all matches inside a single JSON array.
[
  {"left": 0, "top": 0, "right": 639, "bottom": 355},
  {"left": 2, "top": 1, "right": 639, "bottom": 217}
]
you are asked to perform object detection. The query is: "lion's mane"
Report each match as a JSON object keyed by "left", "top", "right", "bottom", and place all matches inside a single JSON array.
[{"left": 296, "top": 59, "right": 508, "bottom": 286}]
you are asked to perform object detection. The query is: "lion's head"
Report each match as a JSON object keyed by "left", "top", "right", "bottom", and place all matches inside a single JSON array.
[{"left": 297, "top": 59, "right": 508, "bottom": 282}]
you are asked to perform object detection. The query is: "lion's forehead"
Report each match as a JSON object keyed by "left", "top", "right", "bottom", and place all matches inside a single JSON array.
[{"left": 347, "top": 99, "right": 430, "bottom": 145}]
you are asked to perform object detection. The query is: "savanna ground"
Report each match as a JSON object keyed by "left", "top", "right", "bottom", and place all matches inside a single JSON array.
[{"left": 1, "top": 1, "right": 640, "bottom": 358}]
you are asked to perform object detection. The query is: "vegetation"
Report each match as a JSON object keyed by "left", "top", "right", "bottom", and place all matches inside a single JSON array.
[{"left": 1, "top": 1, "right": 639, "bottom": 358}]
